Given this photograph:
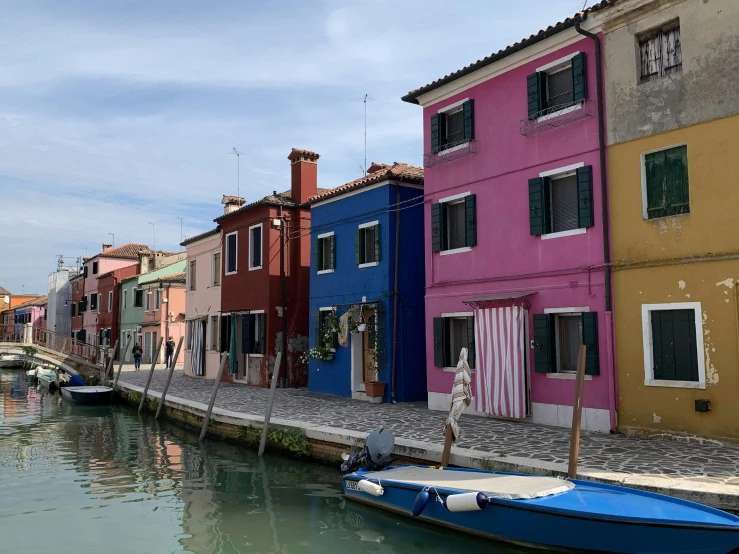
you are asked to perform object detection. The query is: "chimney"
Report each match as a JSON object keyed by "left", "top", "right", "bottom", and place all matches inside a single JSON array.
[
  {"left": 288, "top": 148, "right": 319, "bottom": 204},
  {"left": 367, "top": 162, "right": 390, "bottom": 175},
  {"left": 102, "top": 243, "right": 112, "bottom": 252},
  {"left": 221, "top": 195, "right": 246, "bottom": 215}
]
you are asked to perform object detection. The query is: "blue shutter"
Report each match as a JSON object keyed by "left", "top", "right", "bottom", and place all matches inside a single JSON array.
[{"left": 577, "top": 165, "right": 594, "bottom": 228}]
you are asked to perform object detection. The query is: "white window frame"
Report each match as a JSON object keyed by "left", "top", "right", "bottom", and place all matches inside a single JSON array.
[
  {"left": 225, "top": 231, "right": 238, "bottom": 276},
  {"left": 535, "top": 52, "right": 583, "bottom": 122},
  {"left": 437, "top": 192, "right": 472, "bottom": 256},
  {"left": 319, "top": 306, "right": 336, "bottom": 353},
  {"left": 357, "top": 221, "right": 379, "bottom": 268},
  {"left": 212, "top": 251, "right": 222, "bottom": 287},
  {"left": 108, "top": 291, "right": 113, "bottom": 312},
  {"left": 248, "top": 223, "right": 263, "bottom": 271},
  {"left": 436, "top": 98, "right": 470, "bottom": 155},
  {"left": 316, "top": 231, "right": 335, "bottom": 275},
  {"left": 440, "top": 311, "right": 474, "bottom": 372},
  {"left": 639, "top": 143, "right": 688, "bottom": 220},
  {"left": 536, "top": 162, "right": 587, "bottom": 240},
  {"left": 642, "top": 302, "right": 705, "bottom": 389}
]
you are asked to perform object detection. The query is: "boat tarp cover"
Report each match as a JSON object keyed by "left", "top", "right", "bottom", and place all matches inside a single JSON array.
[{"left": 363, "top": 467, "right": 574, "bottom": 500}]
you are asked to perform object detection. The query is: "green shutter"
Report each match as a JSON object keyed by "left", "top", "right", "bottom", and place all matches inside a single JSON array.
[
  {"left": 463, "top": 99, "right": 474, "bottom": 141},
  {"left": 533, "top": 314, "right": 552, "bottom": 373},
  {"left": 329, "top": 235, "right": 336, "bottom": 269},
  {"left": 576, "top": 165, "right": 594, "bottom": 228},
  {"left": 645, "top": 151, "right": 667, "bottom": 219},
  {"left": 465, "top": 194, "right": 477, "bottom": 247},
  {"left": 431, "top": 203, "right": 442, "bottom": 252},
  {"left": 571, "top": 52, "right": 587, "bottom": 102},
  {"left": 433, "top": 317, "right": 446, "bottom": 367},
  {"left": 315, "top": 238, "right": 322, "bottom": 271},
  {"left": 581, "top": 312, "right": 599, "bottom": 376},
  {"left": 466, "top": 316, "right": 476, "bottom": 369},
  {"left": 665, "top": 145, "right": 689, "bottom": 216},
  {"left": 374, "top": 225, "right": 380, "bottom": 262},
  {"left": 652, "top": 310, "right": 698, "bottom": 382},
  {"left": 527, "top": 72, "right": 543, "bottom": 118},
  {"left": 430, "top": 114, "right": 441, "bottom": 153},
  {"left": 529, "top": 177, "right": 546, "bottom": 236},
  {"left": 355, "top": 228, "right": 362, "bottom": 265}
]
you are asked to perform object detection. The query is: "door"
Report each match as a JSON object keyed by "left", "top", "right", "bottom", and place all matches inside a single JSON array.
[
  {"left": 144, "top": 332, "right": 152, "bottom": 363},
  {"left": 362, "top": 313, "right": 376, "bottom": 383}
]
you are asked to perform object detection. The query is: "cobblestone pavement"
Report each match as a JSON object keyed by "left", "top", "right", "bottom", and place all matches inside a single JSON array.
[{"left": 119, "top": 370, "right": 739, "bottom": 489}]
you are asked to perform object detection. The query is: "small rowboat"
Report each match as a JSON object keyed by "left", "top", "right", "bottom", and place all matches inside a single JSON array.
[
  {"left": 60, "top": 386, "right": 113, "bottom": 404},
  {"left": 342, "top": 465, "right": 739, "bottom": 554}
]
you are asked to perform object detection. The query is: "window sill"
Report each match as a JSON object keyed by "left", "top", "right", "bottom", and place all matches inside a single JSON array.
[
  {"left": 644, "top": 212, "right": 690, "bottom": 222},
  {"left": 249, "top": 265, "right": 263, "bottom": 272},
  {"left": 187, "top": 290, "right": 196, "bottom": 294},
  {"left": 225, "top": 271, "right": 237, "bottom": 276},
  {"left": 645, "top": 379, "right": 705, "bottom": 389},
  {"left": 211, "top": 284, "right": 221, "bottom": 289},
  {"left": 358, "top": 262, "right": 379, "bottom": 268},
  {"left": 439, "top": 246, "right": 472, "bottom": 256},
  {"left": 317, "top": 269, "right": 334, "bottom": 275},
  {"left": 541, "top": 228, "right": 586, "bottom": 240},
  {"left": 546, "top": 372, "right": 592, "bottom": 381},
  {"left": 437, "top": 141, "right": 469, "bottom": 156},
  {"left": 537, "top": 102, "right": 582, "bottom": 123}
]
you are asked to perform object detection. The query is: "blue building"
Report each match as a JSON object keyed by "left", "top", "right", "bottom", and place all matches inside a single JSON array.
[{"left": 307, "top": 162, "right": 426, "bottom": 403}]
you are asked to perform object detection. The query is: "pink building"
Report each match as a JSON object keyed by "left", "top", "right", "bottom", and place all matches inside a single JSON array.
[{"left": 403, "top": 8, "right": 615, "bottom": 432}]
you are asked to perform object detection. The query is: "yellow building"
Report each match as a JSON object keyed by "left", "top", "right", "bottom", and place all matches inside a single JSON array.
[{"left": 603, "top": 0, "right": 739, "bottom": 442}]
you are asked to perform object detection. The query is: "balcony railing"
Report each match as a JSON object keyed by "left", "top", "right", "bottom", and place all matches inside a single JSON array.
[
  {"left": 424, "top": 139, "right": 478, "bottom": 168},
  {"left": 520, "top": 99, "right": 595, "bottom": 137}
]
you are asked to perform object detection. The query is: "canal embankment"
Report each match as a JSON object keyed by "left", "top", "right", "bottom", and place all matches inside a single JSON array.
[{"left": 116, "top": 369, "right": 739, "bottom": 513}]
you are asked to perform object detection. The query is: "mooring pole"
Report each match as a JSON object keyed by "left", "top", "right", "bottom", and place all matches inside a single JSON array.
[
  {"left": 258, "top": 352, "right": 282, "bottom": 456},
  {"left": 568, "top": 345, "right": 587, "bottom": 479},
  {"left": 138, "top": 337, "right": 163, "bottom": 413},
  {"left": 113, "top": 335, "right": 134, "bottom": 390},
  {"left": 441, "top": 425, "right": 454, "bottom": 467},
  {"left": 200, "top": 353, "right": 228, "bottom": 442},
  {"left": 101, "top": 339, "right": 119, "bottom": 384},
  {"left": 155, "top": 336, "right": 184, "bottom": 420}
]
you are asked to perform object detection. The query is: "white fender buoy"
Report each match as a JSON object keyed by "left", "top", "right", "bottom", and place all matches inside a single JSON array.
[
  {"left": 357, "top": 479, "right": 384, "bottom": 496},
  {"left": 445, "top": 492, "right": 488, "bottom": 512}
]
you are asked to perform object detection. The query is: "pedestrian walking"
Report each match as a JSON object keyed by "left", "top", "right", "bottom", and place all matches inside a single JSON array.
[
  {"left": 165, "top": 336, "right": 175, "bottom": 369},
  {"left": 132, "top": 342, "right": 143, "bottom": 371}
]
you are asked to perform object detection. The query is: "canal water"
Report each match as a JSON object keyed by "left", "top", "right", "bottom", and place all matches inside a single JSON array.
[{"left": 0, "top": 370, "right": 540, "bottom": 554}]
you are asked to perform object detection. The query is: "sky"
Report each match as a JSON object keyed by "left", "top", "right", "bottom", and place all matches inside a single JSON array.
[{"left": 0, "top": 0, "right": 588, "bottom": 294}]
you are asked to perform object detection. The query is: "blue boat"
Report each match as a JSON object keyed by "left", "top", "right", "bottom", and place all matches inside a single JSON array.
[
  {"left": 60, "top": 386, "right": 113, "bottom": 404},
  {"left": 342, "top": 465, "right": 739, "bottom": 554}
]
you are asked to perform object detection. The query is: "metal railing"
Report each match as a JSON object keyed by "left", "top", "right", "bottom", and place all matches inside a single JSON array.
[{"left": 0, "top": 324, "right": 106, "bottom": 366}]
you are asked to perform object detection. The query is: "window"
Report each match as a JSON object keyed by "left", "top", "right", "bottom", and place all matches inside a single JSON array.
[
  {"left": 108, "top": 291, "right": 113, "bottom": 312},
  {"left": 90, "top": 293, "right": 98, "bottom": 311},
  {"left": 432, "top": 315, "right": 475, "bottom": 369},
  {"left": 527, "top": 53, "right": 586, "bottom": 119},
  {"left": 210, "top": 315, "right": 219, "bottom": 350},
  {"left": 76, "top": 281, "right": 79, "bottom": 292},
  {"left": 356, "top": 223, "right": 379, "bottom": 266},
  {"left": 639, "top": 22, "right": 681, "bottom": 83},
  {"left": 133, "top": 288, "right": 143, "bottom": 308},
  {"left": 431, "top": 194, "right": 476, "bottom": 253},
  {"left": 249, "top": 224, "right": 262, "bottom": 270},
  {"left": 83, "top": 266, "right": 88, "bottom": 279},
  {"left": 529, "top": 165, "right": 593, "bottom": 237},
  {"left": 643, "top": 145, "right": 689, "bottom": 219},
  {"left": 189, "top": 259, "right": 197, "bottom": 291},
  {"left": 642, "top": 303, "right": 704, "bottom": 388},
  {"left": 70, "top": 303, "right": 76, "bottom": 317},
  {"left": 123, "top": 290, "right": 128, "bottom": 310},
  {"left": 316, "top": 233, "right": 335, "bottom": 273},
  {"left": 225, "top": 232, "right": 237, "bottom": 275},
  {"left": 430, "top": 99, "right": 474, "bottom": 153},
  {"left": 92, "top": 261, "right": 98, "bottom": 275},
  {"left": 212, "top": 252, "right": 221, "bottom": 287},
  {"left": 145, "top": 291, "right": 150, "bottom": 312},
  {"left": 243, "top": 312, "right": 266, "bottom": 355},
  {"left": 155, "top": 289, "right": 161, "bottom": 310},
  {"left": 533, "top": 311, "right": 599, "bottom": 375},
  {"left": 316, "top": 309, "right": 337, "bottom": 351}
]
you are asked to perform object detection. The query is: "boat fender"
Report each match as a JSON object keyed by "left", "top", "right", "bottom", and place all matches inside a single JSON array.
[
  {"left": 357, "top": 479, "right": 384, "bottom": 496},
  {"left": 445, "top": 492, "right": 488, "bottom": 512},
  {"left": 411, "top": 490, "right": 430, "bottom": 517}
]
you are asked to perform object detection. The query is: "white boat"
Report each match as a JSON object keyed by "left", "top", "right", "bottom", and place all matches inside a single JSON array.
[
  {"left": 35, "top": 367, "right": 69, "bottom": 389},
  {"left": 0, "top": 354, "right": 26, "bottom": 368},
  {"left": 61, "top": 386, "right": 113, "bottom": 404}
]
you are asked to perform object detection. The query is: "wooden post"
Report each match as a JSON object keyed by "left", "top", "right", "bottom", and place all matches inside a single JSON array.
[
  {"left": 113, "top": 334, "right": 134, "bottom": 391},
  {"left": 568, "top": 344, "right": 587, "bottom": 479},
  {"left": 101, "top": 340, "right": 119, "bottom": 384},
  {"left": 258, "top": 352, "right": 282, "bottom": 456},
  {"left": 155, "top": 336, "right": 184, "bottom": 420},
  {"left": 200, "top": 353, "right": 228, "bottom": 442},
  {"left": 441, "top": 425, "right": 454, "bottom": 467},
  {"left": 138, "top": 337, "right": 164, "bottom": 413}
]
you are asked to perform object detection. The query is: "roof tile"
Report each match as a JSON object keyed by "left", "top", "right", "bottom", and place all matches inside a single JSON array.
[{"left": 309, "top": 162, "right": 423, "bottom": 204}]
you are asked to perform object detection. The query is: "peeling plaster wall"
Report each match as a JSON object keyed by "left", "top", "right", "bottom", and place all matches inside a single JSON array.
[
  {"left": 603, "top": 0, "right": 739, "bottom": 146},
  {"left": 615, "top": 260, "right": 739, "bottom": 442}
]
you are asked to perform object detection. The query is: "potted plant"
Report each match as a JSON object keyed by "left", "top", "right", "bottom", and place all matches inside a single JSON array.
[{"left": 364, "top": 349, "right": 385, "bottom": 403}]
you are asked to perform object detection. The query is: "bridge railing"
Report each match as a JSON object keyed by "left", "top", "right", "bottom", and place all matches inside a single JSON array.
[
  {"left": 32, "top": 327, "right": 106, "bottom": 365},
  {"left": 0, "top": 324, "right": 24, "bottom": 344}
]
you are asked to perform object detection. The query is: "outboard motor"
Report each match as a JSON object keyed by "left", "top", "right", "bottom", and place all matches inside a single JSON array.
[{"left": 341, "top": 428, "right": 395, "bottom": 472}]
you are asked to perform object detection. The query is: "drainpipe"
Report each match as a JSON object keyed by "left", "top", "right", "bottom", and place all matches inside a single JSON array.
[
  {"left": 391, "top": 184, "right": 401, "bottom": 404},
  {"left": 279, "top": 204, "right": 288, "bottom": 389},
  {"left": 576, "top": 20, "right": 617, "bottom": 431}
]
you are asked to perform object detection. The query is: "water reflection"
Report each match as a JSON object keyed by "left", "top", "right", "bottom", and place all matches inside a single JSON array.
[{"left": 0, "top": 370, "right": 532, "bottom": 553}]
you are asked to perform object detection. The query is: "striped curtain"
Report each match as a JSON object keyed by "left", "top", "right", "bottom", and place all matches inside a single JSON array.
[
  {"left": 191, "top": 319, "right": 204, "bottom": 376},
  {"left": 474, "top": 306, "right": 526, "bottom": 419}
]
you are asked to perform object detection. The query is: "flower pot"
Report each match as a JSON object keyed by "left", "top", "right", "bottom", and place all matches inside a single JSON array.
[
  {"left": 364, "top": 381, "right": 385, "bottom": 402},
  {"left": 356, "top": 324, "right": 367, "bottom": 332}
]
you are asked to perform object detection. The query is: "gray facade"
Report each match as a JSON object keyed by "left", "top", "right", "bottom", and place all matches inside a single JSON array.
[
  {"left": 47, "top": 269, "right": 78, "bottom": 339},
  {"left": 603, "top": 0, "right": 739, "bottom": 145}
]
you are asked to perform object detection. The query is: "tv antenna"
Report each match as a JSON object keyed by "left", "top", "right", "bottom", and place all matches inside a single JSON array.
[
  {"left": 108, "top": 232, "right": 115, "bottom": 247},
  {"left": 357, "top": 94, "right": 374, "bottom": 175},
  {"left": 230, "top": 148, "right": 244, "bottom": 198}
]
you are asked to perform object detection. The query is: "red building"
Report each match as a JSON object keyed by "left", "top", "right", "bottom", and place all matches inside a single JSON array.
[
  {"left": 97, "top": 265, "right": 140, "bottom": 353},
  {"left": 214, "top": 148, "right": 325, "bottom": 387},
  {"left": 70, "top": 274, "right": 85, "bottom": 341}
]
